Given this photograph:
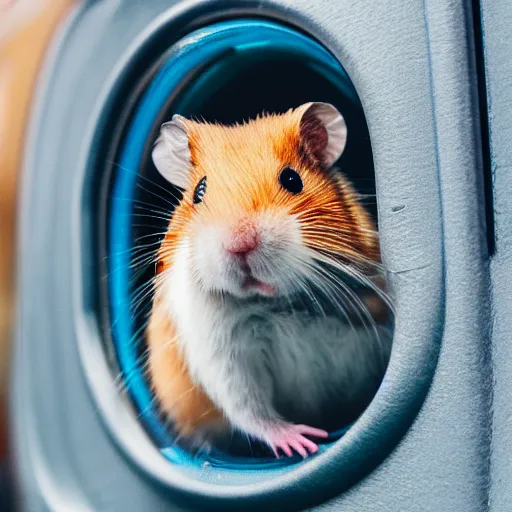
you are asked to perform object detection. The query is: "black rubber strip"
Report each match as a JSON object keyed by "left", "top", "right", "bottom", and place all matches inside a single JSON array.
[{"left": 472, "top": 0, "right": 495, "bottom": 256}]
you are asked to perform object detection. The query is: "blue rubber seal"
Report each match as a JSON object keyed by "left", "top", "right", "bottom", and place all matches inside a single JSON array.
[{"left": 109, "top": 19, "right": 360, "bottom": 472}]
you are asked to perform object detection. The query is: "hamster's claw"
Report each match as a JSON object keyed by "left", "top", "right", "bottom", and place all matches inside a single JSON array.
[{"left": 268, "top": 424, "right": 328, "bottom": 459}]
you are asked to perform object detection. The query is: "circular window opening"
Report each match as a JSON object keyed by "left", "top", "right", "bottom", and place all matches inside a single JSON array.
[{"left": 106, "top": 19, "right": 393, "bottom": 477}]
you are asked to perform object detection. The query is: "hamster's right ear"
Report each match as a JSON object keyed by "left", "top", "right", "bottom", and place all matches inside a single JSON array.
[
  {"left": 152, "top": 114, "right": 191, "bottom": 190},
  {"left": 296, "top": 102, "right": 347, "bottom": 168}
]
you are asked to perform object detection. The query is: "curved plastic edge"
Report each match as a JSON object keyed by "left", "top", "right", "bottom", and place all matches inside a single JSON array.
[
  {"left": 11, "top": 3, "right": 111, "bottom": 512},
  {"left": 109, "top": 18, "right": 359, "bottom": 471},
  {"left": 73, "top": 1, "right": 445, "bottom": 510}
]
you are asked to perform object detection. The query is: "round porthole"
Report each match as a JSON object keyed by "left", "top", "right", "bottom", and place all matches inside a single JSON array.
[
  {"left": 78, "top": 11, "right": 442, "bottom": 510},
  {"left": 107, "top": 18, "right": 382, "bottom": 470}
]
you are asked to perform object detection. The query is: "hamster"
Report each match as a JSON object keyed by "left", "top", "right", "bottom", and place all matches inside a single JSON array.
[{"left": 146, "top": 102, "right": 393, "bottom": 458}]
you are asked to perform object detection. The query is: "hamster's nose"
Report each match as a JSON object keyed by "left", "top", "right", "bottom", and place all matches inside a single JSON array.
[{"left": 224, "top": 218, "right": 260, "bottom": 255}]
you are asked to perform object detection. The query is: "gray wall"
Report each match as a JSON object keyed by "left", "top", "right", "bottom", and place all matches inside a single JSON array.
[
  {"left": 482, "top": 0, "right": 512, "bottom": 511},
  {"left": 11, "top": 1, "right": 503, "bottom": 510}
]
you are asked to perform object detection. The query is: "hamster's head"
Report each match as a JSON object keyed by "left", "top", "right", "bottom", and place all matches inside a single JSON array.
[{"left": 152, "top": 102, "right": 380, "bottom": 299}]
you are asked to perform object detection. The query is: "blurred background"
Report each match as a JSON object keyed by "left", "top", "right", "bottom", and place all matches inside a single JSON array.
[{"left": 0, "top": 0, "right": 75, "bottom": 506}]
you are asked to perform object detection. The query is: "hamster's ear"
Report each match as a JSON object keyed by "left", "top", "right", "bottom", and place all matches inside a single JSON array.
[
  {"left": 296, "top": 102, "right": 347, "bottom": 168},
  {"left": 152, "top": 114, "right": 191, "bottom": 190}
]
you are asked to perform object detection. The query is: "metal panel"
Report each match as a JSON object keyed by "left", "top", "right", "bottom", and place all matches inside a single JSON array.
[
  {"left": 481, "top": 0, "right": 512, "bottom": 510},
  {"left": 10, "top": 1, "right": 492, "bottom": 510}
]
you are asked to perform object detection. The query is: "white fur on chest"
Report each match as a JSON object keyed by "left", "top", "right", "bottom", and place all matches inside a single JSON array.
[{"left": 165, "top": 242, "right": 391, "bottom": 425}]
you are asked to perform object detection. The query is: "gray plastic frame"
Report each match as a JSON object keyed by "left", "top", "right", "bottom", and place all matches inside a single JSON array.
[
  {"left": 11, "top": 1, "right": 492, "bottom": 511},
  {"left": 483, "top": 0, "right": 512, "bottom": 511}
]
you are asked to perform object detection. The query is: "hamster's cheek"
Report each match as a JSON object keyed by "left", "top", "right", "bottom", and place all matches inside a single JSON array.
[
  {"left": 190, "top": 225, "right": 245, "bottom": 294},
  {"left": 250, "top": 213, "right": 307, "bottom": 295}
]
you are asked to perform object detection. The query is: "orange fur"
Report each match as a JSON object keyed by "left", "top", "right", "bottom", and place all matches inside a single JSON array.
[
  {"left": 160, "top": 107, "right": 379, "bottom": 264},
  {"left": 147, "top": 107, "right": 382, "bottom": 441},
  {"left": 147, "top": 292, "right": 225, "bottom": 437}
]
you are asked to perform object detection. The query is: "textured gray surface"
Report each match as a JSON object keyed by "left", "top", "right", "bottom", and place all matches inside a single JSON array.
[
  {"left": 482, "top": 0, "right": 512, "bottom": 511},
  {"left": 11, "top": 0, "right": 494, "bottom": 510},
  {"left": 12, "top": 2, "right": 192, "bottom": 511}
]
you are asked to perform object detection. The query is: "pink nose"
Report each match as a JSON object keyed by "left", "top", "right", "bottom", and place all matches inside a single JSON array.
[{"left": 224, "top": 218, "right": 259, "bottom": 255}]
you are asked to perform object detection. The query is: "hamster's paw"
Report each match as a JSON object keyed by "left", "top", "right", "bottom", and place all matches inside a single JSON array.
[{"left": 267, "top": 424, "right": 328, "bottom": 458}]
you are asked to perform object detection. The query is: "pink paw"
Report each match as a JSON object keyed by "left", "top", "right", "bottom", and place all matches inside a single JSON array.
[{"left": 267, "top": 424, "right": 329, "bottom": 459}]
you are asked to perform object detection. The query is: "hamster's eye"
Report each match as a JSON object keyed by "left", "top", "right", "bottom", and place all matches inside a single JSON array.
[
  {"left": 279, "top": 167, "right": 303, "bottom": 194},
  {"left": 193, "top": 176, "right": 207, "bottom": 204}
]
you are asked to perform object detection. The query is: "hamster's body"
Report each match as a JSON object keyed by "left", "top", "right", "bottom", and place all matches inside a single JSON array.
[{"left": 147, "top": 103, "right": 392, "bottom": 457}]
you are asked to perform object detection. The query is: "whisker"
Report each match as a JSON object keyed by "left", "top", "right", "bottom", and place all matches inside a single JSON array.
[
  {"left": 111, "top": 161, "right": 185, "bottom": 204},
  {"left": 311, "top": 251, "right": 395, "bottom": 314}
]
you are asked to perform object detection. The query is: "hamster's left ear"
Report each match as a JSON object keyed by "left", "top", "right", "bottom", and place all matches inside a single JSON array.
[
  {"left": 296, "top": 102, "right": 347, "bottom": 168},
  {"left": 152, "top": 114, "right": 192, "bottom": 190}
]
